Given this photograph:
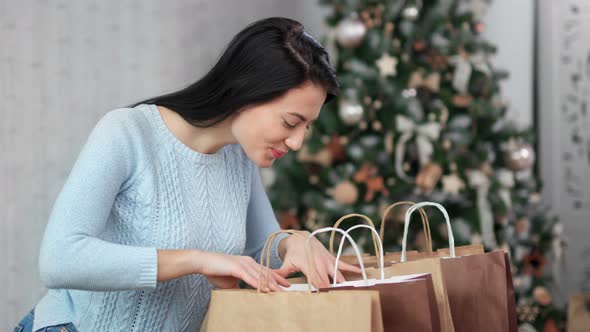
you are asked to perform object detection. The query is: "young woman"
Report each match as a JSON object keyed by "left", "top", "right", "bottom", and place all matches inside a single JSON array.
[{"left": 14, "top": 17, "right": 361, "bottom": 332}]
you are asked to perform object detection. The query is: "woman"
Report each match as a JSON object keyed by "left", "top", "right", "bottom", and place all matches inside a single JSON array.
[{"left": 14, "top": 17, "right": 361, "bottom": 332}]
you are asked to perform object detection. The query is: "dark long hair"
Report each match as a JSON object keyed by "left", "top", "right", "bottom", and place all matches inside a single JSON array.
[{"left": 130, "top": 17, "right": 339, "bottom": 127}]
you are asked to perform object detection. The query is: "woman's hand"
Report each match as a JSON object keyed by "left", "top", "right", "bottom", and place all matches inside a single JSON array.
[
  {"left": 196, "top": 252, "right": 291, "bottom": 292},
  {"left": 276, "top": 233, "right": 362, "bottom": 288}
]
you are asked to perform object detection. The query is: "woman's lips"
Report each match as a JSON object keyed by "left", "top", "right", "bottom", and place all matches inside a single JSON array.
[{"left": 271, "top": 148, "right": 286, "bottom": 159}]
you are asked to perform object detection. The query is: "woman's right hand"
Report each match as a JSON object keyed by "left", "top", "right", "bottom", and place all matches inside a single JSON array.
[{"left": 196, "top": 252, "right": 291, "bottom": 292}]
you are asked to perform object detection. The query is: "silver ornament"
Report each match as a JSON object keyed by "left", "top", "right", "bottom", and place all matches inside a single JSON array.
[
  {"left": 518, "top": 323, "right": 538, "bottom": 332},
  {"left": 335, "top": 17, "right": 367, "bottom": 49},
  {"left": 401, "top": 88, "right": 417, "bottom": 98},
  {"left": 347, "top": 144, "right": 364, "bottom": 160},
  {"left": 339, "top": 99, "right": 364, "bottom": 125},
  {"left": 402, "top": 6, "right": 419, "bottom": 20},
  {"left": 513, "top": 275, "right": 532, "bottom": 294},
  {"left": 451, "top": 218, "right": 472, "bottom": 241},
  {"left": 360, "top": 135, "right": 380, "bottom": 148},
  {"left": 504, "top": 143, "right": 536, "bottom": 171},
  {"left": 402, "top": 0, "right": 422, "bottom": 21}
]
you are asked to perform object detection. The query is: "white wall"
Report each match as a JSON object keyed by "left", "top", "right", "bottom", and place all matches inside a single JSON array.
[
  {"left": 538, "top": 0, "right": 590, "bottom": 302},
  {"left": 483, "top": 0, "right": 535, "bottom": 128}
]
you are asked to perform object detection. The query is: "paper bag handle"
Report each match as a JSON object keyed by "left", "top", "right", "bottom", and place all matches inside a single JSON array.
[
  {"left": 401, "top": 202, "right": 455, "bottom": 262},
  {"left": 258, "top": 230, "right": 307, "bottom": 293},
  {"left": 380, "top": 201, "right": 432, "bottom": 253},
  {"left": 328, "top": 213, "right": 379, "bottom": 257},
  {"left": 308, "top": 227, "right": 369, "bottom": 291},
  {"left": 334, "top": 224, "right": 385, "bottom": 286}
]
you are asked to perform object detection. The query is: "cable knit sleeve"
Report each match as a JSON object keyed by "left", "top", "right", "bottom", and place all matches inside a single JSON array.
[
  {"left": 38, "top": 110, "right": 158, "bottom": 291},
  {"left": 242, "top": 164, "right": 288, "bottom": 269}
]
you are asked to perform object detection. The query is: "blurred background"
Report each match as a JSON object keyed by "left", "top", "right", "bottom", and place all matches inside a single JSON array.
[{"left": 1, "top": 0, "right": 588, "bottom": 330}]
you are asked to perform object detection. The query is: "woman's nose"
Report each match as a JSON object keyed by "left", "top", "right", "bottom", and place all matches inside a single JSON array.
[{"left": 285, "top": 128, "right": 306, "bottom": 151}]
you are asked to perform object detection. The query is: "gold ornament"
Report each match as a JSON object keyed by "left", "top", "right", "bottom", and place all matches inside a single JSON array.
[
  {"left": 515, "top": 218, "right": 530, "bottom": 234},
  {"left": 533, "top": 286, "right": 552, "bottom": 306},
  {"left": 504, "top": 142, "right": 535, "bottom": 171},
  {"left": 544, "top": 319, "right": 558, "bottom": 332},
  {"left": 473, "top": 22, "right": 485, "bottom": 34},
  {"left": 384, "top": 131, "right": 394, "bottom": 154},
  {"left": 408, "top": 69, "right": 440, "bottom": 92},
  {"left": 442, "top": 173, "right": 465, "bottom": 194},
  {"left": 327, "top": 180, "right": 359, "bottom": 205},
  {"left": 425, "top": 49, "right": 448, "bottom": 70},
  {"left": 304, "top": 208, "right": 320, "bottom": 231},
  {"left": 416, "top": 162, "right": 443, "bottom": 194},
  {"left": 279, "top": 210, "right": 300, "bottom": 230},
  {"left": 383, "top": 22, "right": 394, "bottom": 38},
  {"left": 376, "top": 53, "right": 398, "bottom": 77},
  {"left": 360, "top": 5, "right": 384, "bottom": 28},
  {"left": 373, "top": 99, "right": 383, "bottom": 109},
  {"left": 442, "top": 139, "right": 452, "bottom": 150},
  {"left": 297, "top": 146, "right": 333, "bottom": 167},
  {"left": 452, "top": 94, "right": 473, "bottom": 107},
  {"left": 480, "top": 162, "right": 493, "bottom": 177},
  {"left": 372, "top": 121, "right": 383, "bottom": 131},
  {"left": 325, "top": 135, "right": 346, "bottom": 162},
  {"left": 439, "top": 107, "right": 449, "bottom": 124},
  {"left": 309, "top": 175, "right": 319, "bottom": 184},
  {"left": 353, "top": 163, "right": 389, "bottom": 201}
]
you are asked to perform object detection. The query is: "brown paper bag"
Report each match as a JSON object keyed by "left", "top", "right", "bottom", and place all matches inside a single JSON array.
[
  {"left": 438, "top": 251, "right": 518, "bottom": 332},
  {"left": 400, "top": 202, "right": 517, "bottom": 332},
  {"left": 205, "top": 289, "right": 383, "bottom": 332},
  {"left": 203, "top": 230, "right": 384, "bottom": 332},
  {"left": 291, "top": 225, "right": 441, "bottom": 332},
  {"left": 325, "top": 273, "right": 441, "bottom": 332},
  {"left": 343, "top": 256, "right": 455, "bottom": 332},
  {"left": 567, "top": 293, "right": 590, "bottom": 332}
]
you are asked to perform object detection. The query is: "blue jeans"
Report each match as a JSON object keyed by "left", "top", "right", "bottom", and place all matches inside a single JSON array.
[{"left": 13, "top": 310, "right": 78, "bottom": 332}]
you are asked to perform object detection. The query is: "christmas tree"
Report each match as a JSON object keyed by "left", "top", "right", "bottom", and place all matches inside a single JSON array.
[{"left": 267, "top": 0, "right": 566, "bottom": 329}]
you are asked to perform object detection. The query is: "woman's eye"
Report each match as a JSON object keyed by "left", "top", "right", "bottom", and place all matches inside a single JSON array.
[{"left": 283, "top": 120, "right": 296, "bottom": 129}]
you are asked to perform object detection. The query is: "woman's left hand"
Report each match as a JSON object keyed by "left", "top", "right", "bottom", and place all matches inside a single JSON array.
[{"left": 275, "top": 232, "right": 362, "bottom": 288}]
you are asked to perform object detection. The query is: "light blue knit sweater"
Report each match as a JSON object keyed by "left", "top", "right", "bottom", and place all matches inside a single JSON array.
[{"left": 34, "top": 103, "right": 286, "bottom": 331}]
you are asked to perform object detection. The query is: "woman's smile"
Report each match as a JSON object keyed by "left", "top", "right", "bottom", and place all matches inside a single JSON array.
[{"left": 270, "top": 148, "right": 287, "bottom": 159}]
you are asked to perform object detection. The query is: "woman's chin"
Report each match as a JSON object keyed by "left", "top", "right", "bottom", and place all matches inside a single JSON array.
[{"left": 256, "top": 157, "right": 275, "bottom": 168}]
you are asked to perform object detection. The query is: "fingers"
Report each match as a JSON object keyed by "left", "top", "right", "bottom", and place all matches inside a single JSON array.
[
  {"left": 275, "top": 263, "right": 295, "bottom": 278},
  {"left": 294, "top": 256, "right": 325, "bottom": 289},
  {"left": 337, "top": 261, "right": 363, "bottom": 274},
  {"left": 334, "top": 268, "right": 346, "bottom": 284},
  {"left": 239, "top": 257, "right": 286, "bottom": 292},
  {"left": 312, "top": 258, "right": 331, "bottom": 289},
  {"left": 271, "top": 269, "right": 291, "bottom": 287},
  {"left": 323, "top": 256, "right": 348, "bottom": 284}
]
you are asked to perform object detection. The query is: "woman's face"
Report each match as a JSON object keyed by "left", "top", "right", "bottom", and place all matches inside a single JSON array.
[{"left": 231, "top": 81, "right": 327, "bottom": 168}]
